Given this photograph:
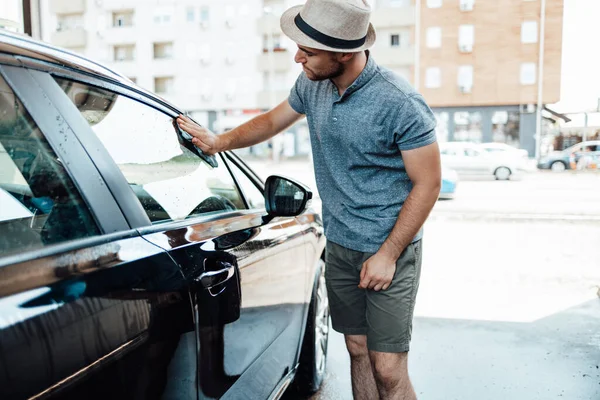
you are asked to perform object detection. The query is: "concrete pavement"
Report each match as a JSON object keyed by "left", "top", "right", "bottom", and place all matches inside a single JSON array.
[{"left": 245, "top": 158, "right": 600, "bottom": 400}]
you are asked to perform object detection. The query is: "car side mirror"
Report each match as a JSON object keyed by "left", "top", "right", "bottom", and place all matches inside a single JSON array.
[{"left": 262, "top": 175, "right": 312, "bottom": 223}]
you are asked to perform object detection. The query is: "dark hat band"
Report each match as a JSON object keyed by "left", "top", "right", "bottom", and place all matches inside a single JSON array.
[{"left": 294, "top": 14, "right": 367, "bottom": 50}]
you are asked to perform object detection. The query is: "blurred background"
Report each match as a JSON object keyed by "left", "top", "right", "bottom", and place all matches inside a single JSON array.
[{"left": 2, "top": 0, "right": 599, "bottom": 162}]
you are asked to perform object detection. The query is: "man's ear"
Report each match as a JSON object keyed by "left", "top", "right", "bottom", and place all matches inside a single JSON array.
[{"left": 339, "top": 52, "right": 355, "bottom": 62}]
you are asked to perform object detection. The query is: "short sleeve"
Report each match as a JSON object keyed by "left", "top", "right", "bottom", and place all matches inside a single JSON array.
[
  {"left": 288, "top": 73, "right": 307, "bottom": 115},
  {"left": 394, "top": 94, "right": 437, "bottom": 151}
]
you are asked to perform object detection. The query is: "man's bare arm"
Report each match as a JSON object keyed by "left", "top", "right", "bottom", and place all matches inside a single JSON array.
[
  {"left": 377, "top": 141, "right": 442, "bottom": 261},
  {"left": 177, "top": 99, "right": 303, "bottom": 155},
  {"left": 359, "top": 141, "right": 441, "bottom": 291}
]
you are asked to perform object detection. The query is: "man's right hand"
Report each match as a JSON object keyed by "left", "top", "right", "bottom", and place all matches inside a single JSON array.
[{"left": 177, "top": 115, "right": 222, "bottom": 155}]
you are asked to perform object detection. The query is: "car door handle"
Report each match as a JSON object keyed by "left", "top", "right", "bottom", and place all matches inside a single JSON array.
[{"left": 198, "top": 261, "right": 235, "bottom": 289}]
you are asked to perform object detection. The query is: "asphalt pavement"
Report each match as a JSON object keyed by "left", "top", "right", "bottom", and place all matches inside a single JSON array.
[{"left": 245, "top": 158, "right": 600, "bottom": 400}]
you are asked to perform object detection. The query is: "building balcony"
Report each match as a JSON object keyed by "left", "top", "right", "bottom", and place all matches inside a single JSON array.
[
  {"left": 257, "top": 51, "right": 292, "bottom": 72},
  {"left": 257, "top": 90, "right": 290, "bottom": 109},
  {"left": 371, "top": 6, "right": 415, "bottom": 28},
  {"left": 51, "top": 28, "right": 87, "bottom": 48},
  {"left": 372, "top": 47, "right": 414, "bottom": 67},
  {"left": 257, "top": 14, "right": 281, "bottom": 35},
  {"left": 50, "top": 0, "right": 86, "bottom": 14}
]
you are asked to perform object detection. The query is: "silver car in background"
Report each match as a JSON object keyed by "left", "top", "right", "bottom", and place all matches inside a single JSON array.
[{"left": 440, "top": 142, "right": 524, "bottom": 180}]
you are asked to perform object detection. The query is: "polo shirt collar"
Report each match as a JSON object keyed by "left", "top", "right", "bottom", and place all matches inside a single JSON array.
[{"left": 333, "top": 51, "right": 377, "bottom": 102}]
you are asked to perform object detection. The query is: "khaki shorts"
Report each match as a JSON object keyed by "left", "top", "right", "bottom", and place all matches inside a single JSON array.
[{"left": 325, "top": 240, "right": 422, "bottom": 353}]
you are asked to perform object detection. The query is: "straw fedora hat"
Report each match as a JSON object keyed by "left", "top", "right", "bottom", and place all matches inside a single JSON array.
[{"left": 280, "top": 0, "right": 376, "bottom": 53}]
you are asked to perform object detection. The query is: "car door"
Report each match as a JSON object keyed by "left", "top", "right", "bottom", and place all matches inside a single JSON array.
[
  {"left": 463, "top": 147, "right": 494, "bottom": 174},
  {"left": 440, "top": 146, "right": 469, "bottom": 174},
  {"left": 0, "top": 65, "right": 197, "bottom": 400},
  {"left": 50, "top": 74, "right": 310, "bottom": 399}
]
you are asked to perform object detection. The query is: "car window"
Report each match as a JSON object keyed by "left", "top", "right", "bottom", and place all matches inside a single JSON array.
[
  {"left": 54, "top": 77, "right": 245, "bottom": 224},
  {"left": 227, "top": 159, "right": 265, "bottom": 209},
  {"left": 0, "top": 75, "right": 100, "bottom": 257},
  {"left": 440, "top": 148, "right": 459, "bottom": 156},
  {"left": 464, "top": 148, "right": 481, "bottom": 157}
]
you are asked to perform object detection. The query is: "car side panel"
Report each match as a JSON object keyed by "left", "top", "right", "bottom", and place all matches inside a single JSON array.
[
  {"left": 142, "top": 210, "right": 310, "bottom": 399},
  {"left": 0, "top": 234, "right": 197, "bottom": 400}
]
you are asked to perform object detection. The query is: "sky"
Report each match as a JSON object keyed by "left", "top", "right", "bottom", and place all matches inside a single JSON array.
[{"left": 552, "top": 0, "right": 600, "bottom": 115}]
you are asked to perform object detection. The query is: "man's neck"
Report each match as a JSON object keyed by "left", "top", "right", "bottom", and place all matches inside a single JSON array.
[{"left": 331, "top": 51, "right": 368, "bottom": 96}]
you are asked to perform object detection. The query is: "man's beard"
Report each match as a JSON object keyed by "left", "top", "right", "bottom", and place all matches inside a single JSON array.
[{"left": 306, "top": 61, "right": 345, "bottom": 81}]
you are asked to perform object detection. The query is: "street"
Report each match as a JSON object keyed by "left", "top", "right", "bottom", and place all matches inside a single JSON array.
[{"left": 246, "top": 159, "right": 600, "bottom": 400}]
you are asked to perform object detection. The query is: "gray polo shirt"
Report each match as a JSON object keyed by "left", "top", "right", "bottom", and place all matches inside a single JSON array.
[{"left": 288, "top": 55, "right": 437, "bottom": 253}]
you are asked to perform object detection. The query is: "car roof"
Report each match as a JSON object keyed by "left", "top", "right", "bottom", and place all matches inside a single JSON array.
[
  {"left": 564, "top": 140, "right": 600, "bottom": 151},
  {"left": 0, "top": 30, "right": 180, "bottom": 113},
  {"left": 0, "top": 30, "right": 128, "bottom": 83},
  {"left": 440, "top": 142, "right": 479, "bottom": 148},
  {"left": 480, "top": 143, "right": 510, "bottom": 147}
]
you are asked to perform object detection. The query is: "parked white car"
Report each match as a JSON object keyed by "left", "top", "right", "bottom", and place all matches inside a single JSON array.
[
  {"left": 439, "top": 142, "right": 522, "bottom": 180},
  {"left": 479, "top": 142, "right": 529, "bottom": 159}
]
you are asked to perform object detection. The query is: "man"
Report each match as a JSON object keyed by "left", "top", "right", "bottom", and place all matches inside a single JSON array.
[{"left": 177, "top": 0, "right": 441, "bottom": 398}]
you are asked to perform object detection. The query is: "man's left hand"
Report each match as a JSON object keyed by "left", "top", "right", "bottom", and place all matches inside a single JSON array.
[{"left": 358, "top": 252, "right": 398, "bottom": 291}]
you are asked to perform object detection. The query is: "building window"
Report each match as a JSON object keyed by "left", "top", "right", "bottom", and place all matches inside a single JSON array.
[
  {"left": 425, "top": 67, "right": 441, "bottom": 88},
  {"left": 459, "top": 0, "right": 474, "bottom": 11},
  {"left": 199, "top": 44, "right": 211, "bottom": 64},
  {"left": 521, "top": 21, "right": 538, "bottom": 43},
  {"left": 113, "top": 45, "right": 135, "bottom": 61},
  {"left": 390, "top": 0, "right": 410, "bottom": 6},
  {"left": 457, "top": 65, "right": 473, "bottom": 92},
  {"left": 112, "top": 10, "right": 134, "bottom": 27},
  {"left": 154, "top": 7, "right": 173, "bottom": 24},
  {"left": 200, "top": 6, "right": 210, "bottom": 27},
  {"left": 520, "top": 63, "right": 537, "bottom": 85},
  {"left": 427, "top": 0, "right": 442, "bottom": 8},
  {"left": 426, "top": 27, "right": 442, "bottom": 48},
  {"left": 263, "top": 34, "right": 284, "bottom": 52},
  {"left": 57, "top": 14, "right": 83, "bottom": 31},
  {"left": 390, "top": 34, "right": 400, "bottom": 47},
  {"left": 186, "top": 7, "right": 195, "bottom": 22},
  {"left": 454, "top": 112, "right": 482, "bottom": 142},
  {"left": 225, "top": 78, "right": 237, "bottom": 101},
  {"left": 225, "top": 5, "right": 235, "bottom": 27},
  {"left": 153, "top": 42, "right": 174, "bottom": 59},
  {"left": 154, "top": 77, "right": 174, "bottom": 94},
  {"left": 458, "top": 25, "right": 474, "bottom": 52}
]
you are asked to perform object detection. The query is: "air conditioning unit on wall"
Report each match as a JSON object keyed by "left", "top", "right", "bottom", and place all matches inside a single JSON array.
[
  {"left": 459, "top": 44, "right": 473, "bottom": 53},
  {"left": 460, "top": 2, "right": 474, "bottom": 11}
]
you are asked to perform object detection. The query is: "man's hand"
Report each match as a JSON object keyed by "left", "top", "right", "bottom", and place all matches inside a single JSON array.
[
  {"left": 358, "top": 252, "right": 398, "bottom": 291},
  {"left": 177, "top": 115, "right": 221, "bottom": 155}
]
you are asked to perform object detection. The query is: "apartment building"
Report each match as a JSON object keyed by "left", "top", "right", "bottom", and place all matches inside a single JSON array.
[
  {"left": 369, "top": 0, "right": 416, "bottom": 83},
  {"left": 42, "top": 0, "right": 263, "bottom": 132},
  {"left": 1, "top": 0, "right": 42, "bottom": 37},
  {"left": 39, "top": 0, "right": 564, "bottom": 158},
  {"left": 418, "top": 0, "right": 564, "bottom": 155}
]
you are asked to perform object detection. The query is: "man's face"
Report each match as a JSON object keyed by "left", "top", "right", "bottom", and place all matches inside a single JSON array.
[{"left": 294, "top": 46, "right": 345, "bottom": 81}]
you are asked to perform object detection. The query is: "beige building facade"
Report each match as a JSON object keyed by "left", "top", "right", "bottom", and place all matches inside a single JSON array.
[{"left": 417, "top": 0, "right": 564, "bottom": 155}]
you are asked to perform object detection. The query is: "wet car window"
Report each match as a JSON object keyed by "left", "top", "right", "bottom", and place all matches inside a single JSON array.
[
  {"left": 227, "top": 159, "right": 265, "bottom": 209},
  {"left": 54, "top": 77, "right": 246, "bottom": 224},
  {"left": 0, "top": 75, "right": 100, "bottom": 257}
]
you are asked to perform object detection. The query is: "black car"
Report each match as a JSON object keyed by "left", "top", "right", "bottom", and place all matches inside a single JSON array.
[{"left": 0, "top": 31, "right": 329, "bottom": 400}]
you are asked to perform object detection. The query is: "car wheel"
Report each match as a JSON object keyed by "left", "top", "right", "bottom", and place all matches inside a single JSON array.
[
  {"left": 294, "top": 260, "right": 329, "bottom": 395},
  {"left": 494, "top": 166, "right": 512, "bottom": 180},
  {"left": 550, "top": 161, "right": 566, "bottom": 172}
]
